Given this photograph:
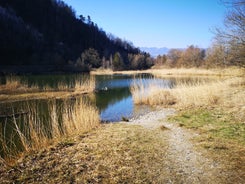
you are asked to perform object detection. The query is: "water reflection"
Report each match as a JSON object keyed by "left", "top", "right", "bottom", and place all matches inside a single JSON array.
[
  {"left": 0, "top": 74, "right": 89, "bottom": 90},
  {"left": 93, "top": 74, "right": 172, "bottom": 122},
  {"left": 94, "top": 75, "right": 132, "bottom": 121},
  {"left": 0, "top": 74, "right": 210, "bottom": 122},
  {"left": 0, "top": 97, "right": 98, "bottom": 158}
]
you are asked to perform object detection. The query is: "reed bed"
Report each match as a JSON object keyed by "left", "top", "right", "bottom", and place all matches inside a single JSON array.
[
  {"left": 0, "top": 98, "right": 100, "bottom": 162},
  {"left": 74, "top": 75, "right": 95, "bottom": 93},
  {"left": 0, "top": 75, "right": 95, "bottom": 94},
  {"left": 1, "top": 76, "right": 30, "bottom": 92},
  {"left": 149, "top": 67, "right": 245, "bottom": 77},
  {"left": 131, "top": 76, "right": 245, "bottom": 110},
  {"left": 91, "top": 67, "right": 245, "bottom": 77}
]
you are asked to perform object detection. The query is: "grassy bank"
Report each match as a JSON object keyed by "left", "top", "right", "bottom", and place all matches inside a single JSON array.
[
  {"left": 0, "top": 98, "right": 100, "bottom": 163},
  {"left": 131, "top": 68, "right": 245, "bottom": 144},
  {"left": 0, "top": 76, "right": 95, "bottom": 102},
  {"left": 129, "top": 68, "right": 245, "bottom": 182},
  {"left": 1, "top": 120, "right": 244, "bottom": 183},
  {"left": 91, "top": 67, "right": 245, "bottom": 77},
  {"left": 0, "top": 124, "right": 180, "bottom": 183},
  {"left": 1, "top": 67, "right": 244, "bottom": 183},
  {"left": 169, "top": 108, "right": 245, "bottom": 145},
  {"left": 149, "top": 67, "right": 245, "bottom": 77}
]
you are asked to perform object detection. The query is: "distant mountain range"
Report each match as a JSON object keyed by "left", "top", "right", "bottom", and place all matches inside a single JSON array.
[{"left": 140, "top": 47, "right": 169, "bottom": 57}]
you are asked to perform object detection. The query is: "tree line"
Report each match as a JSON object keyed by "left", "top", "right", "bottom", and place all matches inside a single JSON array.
[
  {"left": 1, "top": 0, "right": 243, "bottom": 73},
  {"left": 155, "top": 0, "right": 244, "bottom": 68},
  {"left": 0, "top": 0, "right": 153, "bottom": 73}
]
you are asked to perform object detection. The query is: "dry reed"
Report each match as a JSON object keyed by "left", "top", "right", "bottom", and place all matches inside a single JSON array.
[
  {"left": 0, "top": 98, "right": 100, "bottom": 161},
  {"left": 91, "top": 67, "right": 245, "bottom": 77},
  {"left": 131, "top": 76, "right": 244, "bottom": 109},
  {"left": 1, "top": 75, "right": 95, "bottom": 94},
  {"left": 149, "top": 67, "right": 245, "bottom": 77},
  {"left": 130, "top": 79, "right": 176, "bottom": 106}
]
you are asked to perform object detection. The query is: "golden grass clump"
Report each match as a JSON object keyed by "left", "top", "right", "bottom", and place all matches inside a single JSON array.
[
  {"left": 6, "top": 76, "right": 23, "bottom": 89},
  {"left": 62, "top": 99, "right": 99, "bottom": 136},
  {"left": 171, "top": 81, "right": 222, "bottom": 108},
  {"left": 74, "top": 75, "right": 95, "bottom": 93},
  {"left": 0, "top": 98, "right": 100, "bottom": 161},
  {"left": 0, "top": 76, "right": 29, "bottom": 92},
  {"left": 0, "top": 76, "right": 96, "bottom": 102},
  {"left": 131, "top": 82, "right": 176, "bottom": 106},
  {"left": 131, "top": 76, "right": 244, "bottom": 110},
  {"left": 1, "top": 75, "right": 96, "bottom": 93}
]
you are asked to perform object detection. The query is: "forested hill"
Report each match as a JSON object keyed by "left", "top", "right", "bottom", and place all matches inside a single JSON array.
[{"left": 0, "top": 0, "right": 153, "bottom": 73}]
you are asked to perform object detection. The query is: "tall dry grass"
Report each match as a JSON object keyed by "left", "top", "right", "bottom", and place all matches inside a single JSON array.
[
  {"left": 130, "top": 78, "right": 175, "bottom": 106},
  {"left": 0, "top": 98, "right": 100, "bottom": 161},
  {"left": 131, "top": 76, "right": 245, "bottom": 110},
  {"left": 149, "top": 67, "right": 245, "bottom": 77},
  {"left": 2, "top": 76, "right": 29, "bottom": 91},
  {"left": 91, "top": 67, "right": 245, "bottom": 77},
  {"left": 74, "top": 75, "right": 95, "bottom": 93},
  {"left": 1, "top": 75, "right": 95, "bottom": 94}
]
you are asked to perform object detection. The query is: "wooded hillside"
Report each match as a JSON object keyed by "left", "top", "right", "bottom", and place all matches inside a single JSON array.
[{"left": 0, "top": 0, "right": 153, "bottom": 73}]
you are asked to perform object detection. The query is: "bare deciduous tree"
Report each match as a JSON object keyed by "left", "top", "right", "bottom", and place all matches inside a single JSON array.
[
  {"left": 215, "top": 0, "right": 245, "bottom": 67},
  {"left": 180, "top": 45, "right": 205, "bottom": 67}
]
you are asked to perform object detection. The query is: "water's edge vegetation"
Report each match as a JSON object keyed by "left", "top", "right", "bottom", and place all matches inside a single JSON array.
[
  {"left": 0, "top": 76, "right": 99, "bottom": 161},
  {"left": 130, "top": 68, "right": 245, "bottom": 144},
  {"left": 0, "top": 75, "right": 95, "bottom": 103},
  {"left": 0, "top": 67, "right": 244, "bottom": 183}
]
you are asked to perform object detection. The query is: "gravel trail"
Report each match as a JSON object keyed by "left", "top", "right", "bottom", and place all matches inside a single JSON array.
[{"left": 129, "top": 109, "right": 229, "bottom": 183}]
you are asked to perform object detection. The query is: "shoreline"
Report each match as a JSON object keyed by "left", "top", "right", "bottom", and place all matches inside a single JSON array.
[
  {"left": 91, "top": 67, "right": 244, "bottom": 77},
  {"left": 0, "top": 90, "right": 92, "bottom": 104},
  {"left": 1, "top": 67, "right": 244, "bottom": 173},
  {"left": 1, "top": 107, "right": 244, "bottom": 183}
]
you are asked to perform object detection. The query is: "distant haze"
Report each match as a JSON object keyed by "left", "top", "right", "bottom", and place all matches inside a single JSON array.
[{"left": 140, "top": 47, "right": 169, "bottom": 57}]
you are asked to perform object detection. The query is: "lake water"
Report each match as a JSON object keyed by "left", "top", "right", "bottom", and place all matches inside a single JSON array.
[
  {"left": 94, "top": 74, "right": 173, "bottom": 121},
  {"left": 0, "top": 73, "right": 212, "bottom": 123},
  {"left": 0, "top": 74, "right": 173, "bottom": 122}
]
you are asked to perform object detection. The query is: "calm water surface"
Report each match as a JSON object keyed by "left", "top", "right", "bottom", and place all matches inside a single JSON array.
[
  {"left": 0, "top": 74, "right": 209, "bottom": 122},
  {"left": 0, "top": 74, "right": 179, "bottom": 122},
  {"left": 94, "top": 74, "right": 173, "bottom": 121}
]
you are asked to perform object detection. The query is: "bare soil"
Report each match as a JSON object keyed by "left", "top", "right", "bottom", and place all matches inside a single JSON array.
[{"left": 0, "top": 109, "right": 244, "bottom": 183}]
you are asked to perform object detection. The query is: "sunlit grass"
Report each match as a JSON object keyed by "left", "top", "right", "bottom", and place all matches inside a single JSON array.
[
  {"left": 131, "top": 76, "right": 244, "bottom": 111},
  {"left": 168, "top": 108, "right": 245, "bottom": 145},
  {"left": 1, "top": 75, "right": 95, "bottom": 93},
  {"left": 0, "top": 75, "right": 96, "bottom": 102},
  {"left": 149, "top": 66, "right": 245, "bottom": 77},
  {"left": 0, "top": 98, "right": 100, "bottom": 162},
  {"left": 91, "top": 66, "right": 245, "bottom": 77},
  {"left": 130, "top": 71, "right": 245, "bottom": 146},
  {"left": 130, "top": 78, "right": 176, "bottom": 106}
]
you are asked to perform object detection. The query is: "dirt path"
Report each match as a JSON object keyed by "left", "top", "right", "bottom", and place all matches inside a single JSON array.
[{"left": 129, "top": 109, "right": 237, "bottom": 183}]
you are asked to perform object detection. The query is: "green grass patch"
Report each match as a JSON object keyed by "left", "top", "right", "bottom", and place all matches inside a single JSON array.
[{"left": 168, "top": 109, "right": 245, "bottom": 145}]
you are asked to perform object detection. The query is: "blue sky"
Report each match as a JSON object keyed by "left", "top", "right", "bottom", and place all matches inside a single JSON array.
[{"left": 63, "top": 0, "right": 226, "bottom": 48}]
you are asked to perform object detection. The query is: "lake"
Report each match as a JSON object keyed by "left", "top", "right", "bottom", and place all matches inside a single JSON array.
[
  {"left": 94, "top": 74, "right": 173, "bottom": 121},
  {"left": 0, "top": 73, "right": 174, "bottom": 122},
  {"left": 0, "top": 73, "right": 181, "bottom": 158}
]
